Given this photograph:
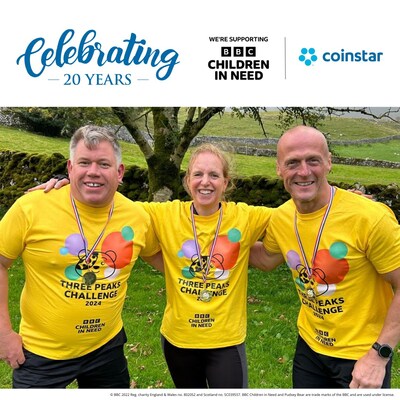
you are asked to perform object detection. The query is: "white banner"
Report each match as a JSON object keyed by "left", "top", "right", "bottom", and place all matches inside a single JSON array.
[{"left": 1, "top": 0, "right": 399, "bottom": 106}]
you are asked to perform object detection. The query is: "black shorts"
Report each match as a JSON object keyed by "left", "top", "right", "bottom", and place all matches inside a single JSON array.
[
  {"left": 13, "top": 328, "right": 130, "bottom": 388},
  {"left": 293, "top": 335, "right": 392, "bottom": 388},
  {"left": 161, "top": 335, "right": 248, "bottom": 388}
]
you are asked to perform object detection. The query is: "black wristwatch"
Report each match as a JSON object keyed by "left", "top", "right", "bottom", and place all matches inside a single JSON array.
[{"left": 372, "top": 342, "right": 393, "bottom": 359}]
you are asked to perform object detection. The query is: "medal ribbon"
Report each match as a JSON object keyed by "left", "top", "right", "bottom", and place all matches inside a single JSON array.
[
  {"left": 190, "top": 203, "right": 223, "bottom": 283},
  {"left": 294, "top": 186, "right": 335, "bottom": 278},
  {"left": 70, "top": 194, "right": 114, "bottom": 264}
]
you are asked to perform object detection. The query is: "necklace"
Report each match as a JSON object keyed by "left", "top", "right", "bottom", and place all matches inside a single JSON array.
[
  {"left": 70, "top": 194, "right": 114, "bottom": 285},
  {"left": 294, "top": 186, "right": 335, "bottom": 299},
  {"left": 190, "top": 203, "right": 223, "bottom": 302}
]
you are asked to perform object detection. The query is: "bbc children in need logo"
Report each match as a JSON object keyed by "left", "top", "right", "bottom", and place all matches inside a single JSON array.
[
  {"left": 207, "top": 36, "right": 270, "bottom": 80},
  {"left": 16, "top": 29, "right": 180, "bottom": 86}
]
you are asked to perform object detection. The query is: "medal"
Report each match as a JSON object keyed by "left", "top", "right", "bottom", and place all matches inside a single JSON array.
[
  {"left": 191, "top": 204, "right": 223, "bottom": 303},
  {"left": 294, "top": 186, "right": 335, "bottom": 299},
  {"left": 306, "top": 287, "right": 316, "bottom": 300},
  {"left": 83, "top": 271, "right": 97, "bottom": 285},
  {"left": 199, "top": 289, "right": 212, "bottom": 302},
  {"left": 71, "top": 194, "right": 114, "bottom": 283}
]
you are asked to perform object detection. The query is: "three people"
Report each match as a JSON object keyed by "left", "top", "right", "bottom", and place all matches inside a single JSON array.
[{"left": 4, "top": 124, "right": 399, "bottom": 389}]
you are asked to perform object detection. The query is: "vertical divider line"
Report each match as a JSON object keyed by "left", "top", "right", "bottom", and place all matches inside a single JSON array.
[{"left": 284, "top": 37, "right": 287, "bottom": 80}]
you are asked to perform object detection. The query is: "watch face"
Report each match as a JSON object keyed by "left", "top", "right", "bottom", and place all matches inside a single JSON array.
[{"left": 380, "top": 345, "right": 393, "bottom": 358}]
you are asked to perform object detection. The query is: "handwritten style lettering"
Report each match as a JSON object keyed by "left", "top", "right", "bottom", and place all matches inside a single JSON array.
[{"left": 16, "top": 29, "right": 180, "bottom": 80}]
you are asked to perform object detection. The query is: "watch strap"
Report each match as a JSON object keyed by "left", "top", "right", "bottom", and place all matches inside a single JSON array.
[{"left": 372, "top": 342, "right": 393, "bottom": 359}]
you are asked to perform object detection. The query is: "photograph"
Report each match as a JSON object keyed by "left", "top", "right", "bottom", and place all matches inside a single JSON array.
[{"left": 0, "top": 1, "right": 399, "bottom": 399}]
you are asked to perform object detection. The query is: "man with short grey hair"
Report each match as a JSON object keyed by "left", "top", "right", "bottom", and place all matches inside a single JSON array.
[{"left": 0, "top": 125, "right": 161, "bottom": 388}]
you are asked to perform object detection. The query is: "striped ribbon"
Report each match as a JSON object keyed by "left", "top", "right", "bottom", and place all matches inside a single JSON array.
[
  {"left": 294, "top": 185, "right": 336, "bottom": 278},
  {"left": 190, "top": 203, "right": 223, "bottom": 283},
  {"left": 70, "top": 194, "right": 114, "bottom": 264}
]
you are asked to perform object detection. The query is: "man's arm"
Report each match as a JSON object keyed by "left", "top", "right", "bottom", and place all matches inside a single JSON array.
[
  {"left": 350, "top": 267, "right": 400, "bottom": 388},
  {"left": 249, "top": 241, "right": 284, "bottom": 271},
  {"left": 0, "top": 255, "right": 25, "bottom": 369},
  {"left": 141, "top": 251, "right": 164, "bottom": 274}
]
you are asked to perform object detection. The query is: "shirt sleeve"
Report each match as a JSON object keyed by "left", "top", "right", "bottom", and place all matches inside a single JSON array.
[
  {"left": 246, "top": 204, "right": 274, "bottom": 243},
  {"left": 365, "top": 206, "right": 400, "bottom": 274},
  {"left": 262, "top": 211, "right": 282, "bottom": 255},
  {"left": 134, "top": 202, "right": 161, "bottom": 257},
  {"left": 0, "top": 200, "right": 27, "bottom": 260}
]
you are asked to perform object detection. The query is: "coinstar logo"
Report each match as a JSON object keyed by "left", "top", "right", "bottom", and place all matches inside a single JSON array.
[
  {"left": 299, "top": 48, "right": 318, "bottom": 66},
  {"left": 298, "top": 47, "right": 383, "bottom": 67}
]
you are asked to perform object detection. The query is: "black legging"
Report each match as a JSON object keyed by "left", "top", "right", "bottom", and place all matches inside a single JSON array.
[{"left": 161, "top": 335, "right": 248, "bottom": 388}]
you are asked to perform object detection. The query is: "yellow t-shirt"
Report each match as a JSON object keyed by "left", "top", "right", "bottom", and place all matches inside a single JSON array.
[
  {"left": 264, "top": 188, "right": 400, "bottom": 359},
  {"left": 0, "top": 187, "right": 160, "bottom": 359},
  {"left": 143, "top": 200, "right": 273, "bottom": 348}
]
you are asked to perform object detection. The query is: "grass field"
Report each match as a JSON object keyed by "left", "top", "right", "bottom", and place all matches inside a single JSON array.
[
  {"left": 0, "top": 113, "right": 399, "bottom": 187},
  {"left": 198, "top": 110, "right": 400, "bottom": 140},
  {"left": 0, "top": 112, "right": 399, "bottom": 389}
]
